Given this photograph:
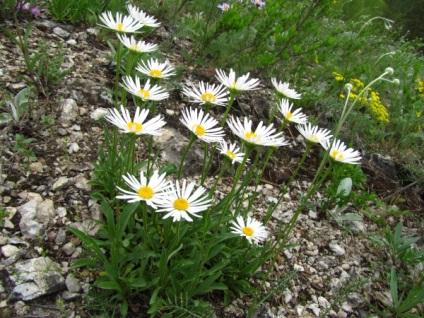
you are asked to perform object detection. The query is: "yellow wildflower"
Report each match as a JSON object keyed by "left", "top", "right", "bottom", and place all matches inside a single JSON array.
[
  {"left": 368, "top": 91, "right": 389, "bottom": 123},
  {"left": 417, "top": 78, "right": 424, "bottom": 96},
  {"left": 333, "top": 72, "right": 345, "bottom": 82},
  {"left": 351, "top": 78, "right": 365, "bottom": 91}
]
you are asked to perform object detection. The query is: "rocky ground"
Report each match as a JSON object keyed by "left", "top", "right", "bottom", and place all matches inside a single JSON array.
[{"left": 0, "top": 12, "right": 423, "bottom": 318}]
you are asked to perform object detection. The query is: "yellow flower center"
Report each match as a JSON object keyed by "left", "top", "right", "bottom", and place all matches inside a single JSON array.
[
  {"left": 309, "top": 134, "right": 319, "bottom": 142},
  {"left": 331, "top": 150, "right": 344, "bottom": 160},
  {"left": 173, "top": 198, "right": 189, "bottom": 211},
  {"left": 137, "top": 186, "right": 154, "bottom": 199},
  {"left": 245, "top": 131, "right": 257, "bottom": 140},
  {"left": 130, "top": 45, "right": 139, "bottom": 51},
  {"left": 139, "top": 89, "right": 150, "bottom": 99},
  {"left": 193, "top": 124, "right": 206, "bottom": 136},
  {"left": 201, "top": 92, "right": 217, "bottom": 103},
  {"left": 226, "top": 150, "right": 236, "bottom": 159},
  {"left": 286, "top": 112, "right": 293, "bottom": 119},
  {"left": 117, "top": 23, "right": 123, "bottom": 31},
  {"left": 127, "top": 121, "right": 143, "bottom": 133},
  {"left": 242, "top": 226, "right": 254, "bottom": 236},
  {"left": 232, "top": 81, "right": 237, "bottom": 87},
  {"left": 150, "top": 69, "right": 163, "bottom": 77}
]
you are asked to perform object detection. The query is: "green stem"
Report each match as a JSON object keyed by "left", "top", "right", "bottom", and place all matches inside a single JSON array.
[
  {"left": 201, "top": 142, "right": 209, "bottom": 182},
  {"left": 121, "top": 51, "right": 139, "bottom": 106},
  {"left": 200, "top": 99, "right": 229, "bottom": 184},
  {"left": 281, "top": 144, "right": 313, "bottom": 194},
  {"left": 114, "top": 40, "right": 122, "bottom": 107},
  {"left": 141, "top": 201, "right": 148, "bottom": 249},
  {"left": 209, "top": 159, "right": 229, "bottom": 198},
  {"left": 190, "top": 146, "right": 252, "bottom": 296},
  {"left": 125, "top": 134, "right": 137, "bottom": 175},
  {"left": 221, "top": 93, "right": 237, "bottom": 126},
  {"left": 177, "top": 134, "right": 197, "bottom": 179}
]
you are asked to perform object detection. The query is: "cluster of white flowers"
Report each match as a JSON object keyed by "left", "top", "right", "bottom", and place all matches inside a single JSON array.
[{"left": 98, "top": 5, "right": 362, "bottom": 247}]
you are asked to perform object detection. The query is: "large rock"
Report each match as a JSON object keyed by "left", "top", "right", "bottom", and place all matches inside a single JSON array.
[
  {"left": 58, "top": 99, "right": 78, "bottom": 127},
  {"left": 8, "top": 257, "right": 65, "bottom": 301},
  {"left": 154, "top": 127, "right": 203, "bottom": 177}
]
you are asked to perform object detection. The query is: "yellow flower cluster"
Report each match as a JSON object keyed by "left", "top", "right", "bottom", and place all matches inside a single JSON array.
[
  {"left": 368, "top": 91, "right": 389, "bottom": 123},
  {"left": 333, "top": 72, "right": 390, "bottom": 123},
  {"left": 417, "top": 77, "right": 424, "bottom": 97}
]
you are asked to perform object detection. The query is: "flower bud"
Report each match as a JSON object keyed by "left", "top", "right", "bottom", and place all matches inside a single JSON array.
[
  {"left": 385, "top": 67, "right": 394, "bottom": 75},
  {"left": 393, "top": 79, "right": 400, "bottom": 85},
  {"left": 344, "top": 83, "right": 353, "bottom": 91}
]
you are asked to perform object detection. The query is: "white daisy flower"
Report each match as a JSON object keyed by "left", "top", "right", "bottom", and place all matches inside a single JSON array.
[
  {"left": 127, "top": 4, "right": 161, "bottom": 28},
  {"left": 98, "top": 11, "right": 143, "bottom": 33},
  {"left": 182, "top": 81, "right": 228, "bottom": 106},
  {"left": 296, "top": 123, "right": 332, "bottom": 145},
  {"left": 227, "top": 116, "right": 289, "bottom": 147},
  {"left": 136, "top": 58, "right": 176, "bottom": 79},
  {"left": 230, "top": 216, "right": 268, "bottom": 244},
  {"left": 180, "top": 108, "right": 225, "bottom": 143},
  {"left": 215, "top": 68, "right": 260, "bottom": 92},
  {"left": 217, "top": 141, "right": 247, "bottom": 164},
  {"left": 105, "top": 105, "right": 166, "bottom": 135},
  {"left": 117, "top": 34, "right": 158, "bottom": 54},
  {"left": 121, "top": 76, "right": 169, "bottom": 101},
  {"left": 116, "top": 170, "right": 170, "bottom": 208},
  {"left": 271, "top": 78, "right": 302, "bottom": 99},
  {"left": 278, "top": 99, "right": 308, "bottom": 124},
  {"left": 322, "top": 138, "right": 362, "bottom": 164},
  {"left": 156, "top": 179, "right": 212, "bottom": 222}
]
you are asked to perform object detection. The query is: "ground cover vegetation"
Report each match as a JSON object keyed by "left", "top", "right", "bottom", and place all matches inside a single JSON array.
[{"left": 0, "top": 0, "right": 423, "bottom": 317}]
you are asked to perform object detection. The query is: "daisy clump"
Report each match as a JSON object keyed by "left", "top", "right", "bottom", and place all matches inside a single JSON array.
[
  {"left": 227, "top": 116, "right": 289, "bottom": 147},
  {"left": 322, "top": 138, "right": 362, "bottom": 164},
  {"left": 180, "top": 108, "right": 225, "bottom": 143},
  {"left": 121, "top": 76, "right": 169, "bottom": 101},
  {"left": 116, "top": 170, "right": 170, "bottom": 208},
  {"left": 105, "top": 105, "right": 166, "bottom": 136},
  {"left": 230, "top": 216, "right": 268, "bottom": 244},
  {"left": 98, "top": 11, "right": 143, "bottom": 33},
  {"left": 136, "top": 58, "right": 176, "bottom": 79},
  {"left": 271, "top": 78, "right": 302, "bottom": 99},
  {"left": 183, "top": 81, "right": 228, "bottom": 107},
  {"left": 156, "top": 179, "right": 212, "bottom": 222}
]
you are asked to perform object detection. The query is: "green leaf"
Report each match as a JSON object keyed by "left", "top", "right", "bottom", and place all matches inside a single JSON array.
[
  {"left": 398, "top": 285, "right": 424, "bottom": 313},
  {"left": 97, "top": 281, "right": 121, "bottom": 290},
  {"left": 70, "top": 258, "right": 102, "bottom": 270},
  {"left": 167, "top": 243, "right": 184, "bottom": 263},
  {"left": 67, "top": 226, "right": 107, "bottom": 263},
  {"left": 337, "top": 177, "right": 352, "bottom": 196},
  {"left": 149, "top": 286, "right": 161, "bottom": 305},
  {"left": 339, "top": 213, "right": 363, "bottom": 222},
  {"left": 117, "top": 202, "right": 138, "bottom": 239},
  {"left": 390, "top": 267, "right": 399, "bottom": 308},
  {"left": 0, "top": 113, "right": 13, "bottom": 124},
  {"left": 130, "top": 278, "right": 147, "bottom": 288},
  {"left": 121, "top": 299, "right": 128, "bottom": 317},
  {"left": 193, "top": 270, "right": 222, "bottom": 295}
]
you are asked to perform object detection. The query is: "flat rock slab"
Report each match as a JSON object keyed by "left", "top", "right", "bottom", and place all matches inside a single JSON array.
[{"left": 8, "top": 257, "right": 65, "bottom": 301}]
